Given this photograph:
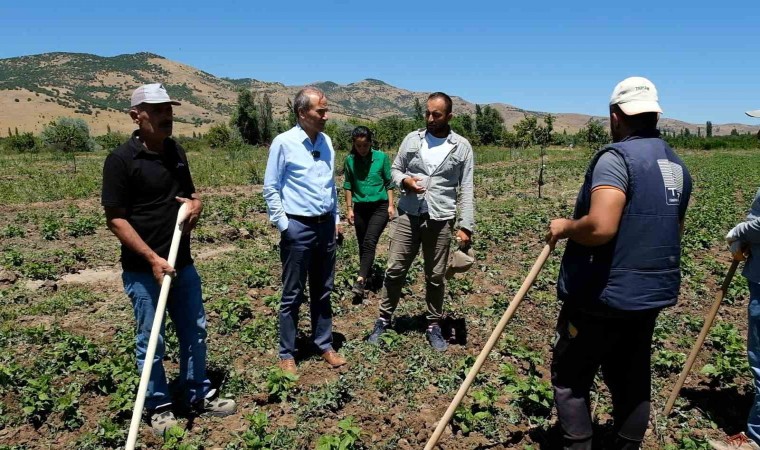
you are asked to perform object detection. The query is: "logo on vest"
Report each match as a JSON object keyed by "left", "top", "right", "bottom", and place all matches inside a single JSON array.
[{"left": 657, "top": 159, "right": 684, "bottom": 205}]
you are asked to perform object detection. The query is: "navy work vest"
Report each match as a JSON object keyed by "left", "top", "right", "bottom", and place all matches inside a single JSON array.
[{"left": 556, "top": 135, "right": 692, "bottom": 311}]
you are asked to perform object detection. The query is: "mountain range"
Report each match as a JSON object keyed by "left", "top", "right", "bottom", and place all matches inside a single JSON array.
[{"left": 1, "top": 52, "right": 757, "bottom": 137}]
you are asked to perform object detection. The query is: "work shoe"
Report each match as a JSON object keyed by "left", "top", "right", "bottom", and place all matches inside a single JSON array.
[
  {"left": 709, "top": 433, "right": 760, "bottom": 450},
  {"left": 367, "top": 318, "right": 389, "bottom": 344},
  {"left": 351, "top": 278, "right": 365, "bottom": 298},
  {"left": 147, "top": 405, "right": 178, "bottom": 435},
  {"left": 322, "top": 350, "right": 347, "bottom": 368},
  {"left": 278, "top": 358, "right": 297, "bottom": 375},
  {"left": 192, "top": 390, "right": 236, "bottom": 417},
  {"left": 426, "top": 324, "right": 448, "bottom": 352}
]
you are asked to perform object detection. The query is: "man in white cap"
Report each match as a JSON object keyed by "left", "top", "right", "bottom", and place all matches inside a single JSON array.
[
  {"left": 709, "top": 109, "right": 760, "bottom": 450},
  {"left": 101, "top": 83, "right": 235, "bottom": 434},
  {"left": 545, "top": 77, "right": 693, "bottom": 449}
]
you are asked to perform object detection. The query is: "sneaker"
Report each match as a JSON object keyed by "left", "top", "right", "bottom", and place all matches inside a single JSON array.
[
  {"left": 709, "top": 433, "right": 760, "bottom": 450},
  {"left": 147, "top": 405, "right": 178, "bottom": 435},
  {"left": 351, "top": 279, "right": 365, "bottom": 298},
  {"left": 426, "top": 324, "right": 448, "bottom": 352},
  {"left": 193, "top": 390, "right": 236, "bottom": 417},
  {"left": 367, "top": 318, "right": 389, "bottom": 344}
]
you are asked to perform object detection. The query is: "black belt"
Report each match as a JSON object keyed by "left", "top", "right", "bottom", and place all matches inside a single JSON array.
[{"left": 286, "top": 213, "right": 333, "bottom": 224}]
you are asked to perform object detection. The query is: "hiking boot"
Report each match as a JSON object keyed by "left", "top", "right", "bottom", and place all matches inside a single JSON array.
[
  {"left": 709, "top": 433, "right": 760, "bottom": 450},
  {"left": 351, "top": 278, "right": 365, "bottom": 298},
  {"left": 193, "top": 390, "right": 236, "bottom": 417},
  {"left": 426, "top": 324, "right": 448, "bottom": 352},
  {"left": 147, "top": 405, "right": 178, "bottom": 435},
  {"left": 278, "top": 358, "right": 297, "bottom": 375},
  {"left": 367, "top": 318, "right": 389, "bottom": 344},
  {"left": 322, "top": 350, "right": 347, "bottom": 368}
]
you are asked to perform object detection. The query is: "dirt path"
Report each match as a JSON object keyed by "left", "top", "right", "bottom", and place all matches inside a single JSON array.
[{"left": 25, "top": 244, "right": 237, "bottom": 290}]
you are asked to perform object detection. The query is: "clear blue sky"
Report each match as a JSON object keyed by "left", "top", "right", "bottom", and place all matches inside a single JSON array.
[{"left": 2, "top": 0, "right": 759, "bottom": 125}]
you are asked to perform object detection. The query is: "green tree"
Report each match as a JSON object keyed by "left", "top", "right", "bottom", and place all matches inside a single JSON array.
[
  {"left": 577, "top": 119, "right": 610, "bottom": 151},
  {"left": 450, "top": 114, "right": 476, "bottom": 143},
  {"left": 413, "top": 98, "right": 424, "bottom": 127},
  {"left": 40, "top": 117, "right": 95, "bottom": 172},
  {"left": 205, "top": 123, "right": 235, "bottom": 148},
  {"left": 706, "top": 121, "right": 713, "bottom": 138},
  {"left": 513, "top": 115, "right": 539, "bottom": 148},
  {"left": 285, "top": 99, "right": 297, "bottom": 128},
  {"left": 731, "top": 128, "right": 739, "bottom": 136},
  {"left": 374, "top": 116, "right": 416, "bottom": 151},
  {"left": 232, "top": 89, "right": 260, "bottom": 145},
  {"left": 260, "top": 93, "right": 275, "bottom": 144},
  {"left": 475, "top": 105, "right": 505, "bottom": 145}
]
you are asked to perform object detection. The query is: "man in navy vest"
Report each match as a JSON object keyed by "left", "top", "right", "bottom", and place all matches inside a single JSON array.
[{"left": 545, "top": 77, "right": 693, "bottom": 450}]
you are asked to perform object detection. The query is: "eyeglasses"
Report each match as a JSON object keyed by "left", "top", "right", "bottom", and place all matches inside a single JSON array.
[{"left": 311, "top": 150, "right": 321, "bottom": 159}]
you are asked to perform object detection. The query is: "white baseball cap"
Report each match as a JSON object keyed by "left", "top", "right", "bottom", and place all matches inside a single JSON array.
[
  {"left": 747, "top": 110, "right": 760, "bottom": 118},
  {"left": 609, "top": 76, "right": 662, "bottom": 116},
  {"left": 130, "top": 83, "right": 181, "bottom": 107}
]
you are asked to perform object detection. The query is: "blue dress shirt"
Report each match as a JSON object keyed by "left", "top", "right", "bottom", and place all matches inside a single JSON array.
[{"left": 263, "top": 124, "right": 339, "bottom": 232}]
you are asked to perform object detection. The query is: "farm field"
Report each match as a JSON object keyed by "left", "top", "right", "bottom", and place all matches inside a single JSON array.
[{"left": 0, "top": 146, "right": 759, "bottom": 449}]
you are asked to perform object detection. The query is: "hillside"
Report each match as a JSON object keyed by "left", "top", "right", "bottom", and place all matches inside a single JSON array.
[{"left": 1, "top": 52, "right": 757, "bottom": 136}]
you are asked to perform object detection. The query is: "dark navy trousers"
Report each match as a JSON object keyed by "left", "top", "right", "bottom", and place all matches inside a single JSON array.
[{"left": 278, "top": 216, "right": 336, "bottom": 359}]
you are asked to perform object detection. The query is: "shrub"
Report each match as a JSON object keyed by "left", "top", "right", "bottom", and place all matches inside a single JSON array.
[
  {"left": 40, "top": 117, "right": 95, "bottom": 153},
  {"left": 4, "top": 132, "right": 39, "bottom": 153},
  {"left": 94, "top": 132, "right": 128, "bottom": 151}
]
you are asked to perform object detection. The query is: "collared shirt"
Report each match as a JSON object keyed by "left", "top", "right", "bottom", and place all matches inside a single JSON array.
[
  {"left": 101, "top": 130, "right": 195, "bottom": 272},
  {"left": 392, "top": 128, "right": 475, "bottom": 232},
  {"left": 343, "top": 149, "right": 393, "bottom": 203},
  {"left": 263, "top": 124, "right": 339, "bottom": 231}
]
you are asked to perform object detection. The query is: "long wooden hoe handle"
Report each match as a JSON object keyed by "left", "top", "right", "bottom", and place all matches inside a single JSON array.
[
  {"left": 662, "top": 259, "right": 740, "bottom": 417},
  {"left": 126, "top": 203, "right": 189, "bottom": 450},
  {"left": 424, "top": 244, "right": 553, "bottom": 450}
]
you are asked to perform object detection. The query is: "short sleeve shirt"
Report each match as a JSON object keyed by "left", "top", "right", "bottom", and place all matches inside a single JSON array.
[
  {"left": 592, "top": 151, "right": 628, "bottom": 193},
  {"left": 101, "top": 131, "right": 196, "bottom": 272}
]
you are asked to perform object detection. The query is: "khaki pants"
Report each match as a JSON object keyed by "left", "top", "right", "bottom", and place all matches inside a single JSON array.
[{"left": 379, "top": 212, "right": 452, "bottom": 322}]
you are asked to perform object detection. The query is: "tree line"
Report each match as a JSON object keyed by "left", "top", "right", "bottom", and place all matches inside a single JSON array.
[{"left": 3, "top": 89, "right": 759, "bottom": 156}]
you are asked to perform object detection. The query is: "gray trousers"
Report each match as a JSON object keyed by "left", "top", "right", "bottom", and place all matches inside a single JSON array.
[{"left": 379, "top": 212, "right": 452, "bottom": 322}]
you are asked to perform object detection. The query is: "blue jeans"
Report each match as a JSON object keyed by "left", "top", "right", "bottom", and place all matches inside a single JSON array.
[
  {"left": 278, "top": 217, "right": 336, "bottom": 359},
  {"left": 123, "top": 264, "right": 212, "bottom": 410},
  {"left": 748, "top": 281, "right": 760, "bottom": 444}
]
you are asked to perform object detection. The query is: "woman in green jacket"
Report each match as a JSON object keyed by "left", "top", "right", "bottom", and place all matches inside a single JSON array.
[{"left": 344, "top": 126, "right": 395, "bottom": 299}]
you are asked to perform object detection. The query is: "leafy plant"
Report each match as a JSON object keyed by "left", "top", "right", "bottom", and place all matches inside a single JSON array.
[
  {"left": 701, "top": 322, "right": 749, "bottom": 387},
  {"left": 453, "top": 386, "right": 499, "bottom": 435},
  {"left": 41, "top": 216, "right": 62, "bottom": 240},
  {"left": 54, "top": 383, "right": 84, "bottom": 430},
  {"left": 21, "top": 375, "right": 54, "bottom": 426},
  {"left": 95, "top": 417, "right": 126, "bottom": 447},
  {"left": 213, "top": 296, "right": 253, "bottom": 334},
  {"left": 316, "top": 417, "right": 363, "bottom": 450},
  {"left": 163, "top": 425, "right": 199, "bottom": 450},
  {"left": 225, "top": 410, "right": 293, "bottom": 450},
  {"left": 653, "top": 350, "right": 687, "bottom": 375},
  {"left": 67, "top": 215, "right": 98, "bottom": 237},
  {"left": 266, "top": 367, "right": 298, "bottom": 403},
  {"left": 1, "top": 224, "right": 25, "bottom": 238}
]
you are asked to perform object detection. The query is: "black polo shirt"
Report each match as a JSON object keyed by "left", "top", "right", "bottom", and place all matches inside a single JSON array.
[{"left": 101, "top": 131, "right": 195, "bottom": 273}]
